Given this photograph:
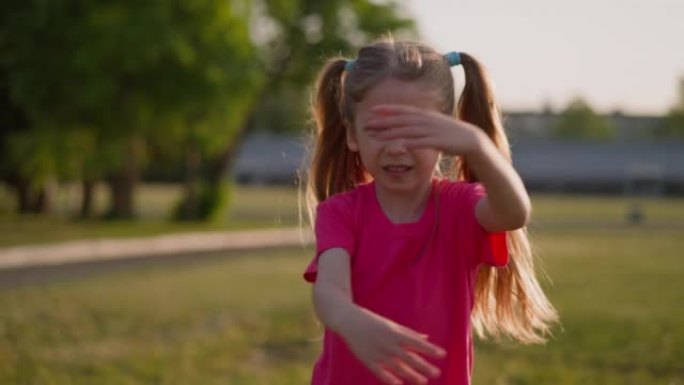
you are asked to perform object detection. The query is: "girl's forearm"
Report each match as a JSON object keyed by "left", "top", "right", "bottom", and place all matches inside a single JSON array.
[
  {"left": 465, "top": 132, "right": 531, "bottom": 228},
  {"left": 312, "top": 280, "right": 364, "bottom": 339}
]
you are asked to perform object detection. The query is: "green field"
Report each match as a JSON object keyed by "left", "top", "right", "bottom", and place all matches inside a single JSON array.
[
  {"left": 0, "top": 184, "right": 302, "bottom": 247},
  {"left": 1, "top": 186, "right": 683, "bottom": 384},
  {"left": 1, "top": 183, "right": 683, "bottom": 247},
  {"left": 1, "top": 231, "right": 683, "bottom": 384}
]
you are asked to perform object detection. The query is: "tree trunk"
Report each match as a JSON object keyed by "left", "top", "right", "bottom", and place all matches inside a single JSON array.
[
  {"left": 207, "top": 109, "right": 257, "bottom": 187},
  {"left": 35, "top": 179, "right": 56, "bottom": 214},
  {"left": 13, "top": 178, "right": 54, "bottom": 214},
  {"left": 80, "top": 178, "right": 95, "bottom": 218},
  {"left": 178, "top": 140, "right": 202, "bottom": 220},
  {"left": 202, "top": 48, "right": 291, "bottom": 217},
  {"left": 205, "top": 49, "right": 291, "bottom": 188},
  {"left": 106, "top": 137, "right": 140, "bottom": 219},
  {"left": 15, "top": 179, "right": 32, "bottom": 213},
  {"left": 108, "top": 172, "right": 134, "bottom": 219}
]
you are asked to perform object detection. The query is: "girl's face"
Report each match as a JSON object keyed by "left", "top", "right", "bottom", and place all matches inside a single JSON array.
[{"left": 347, "top": 77, "right": 442, "bottom": 195}]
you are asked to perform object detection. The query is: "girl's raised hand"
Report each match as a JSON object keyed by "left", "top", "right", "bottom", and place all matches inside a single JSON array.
[
  {"left": 340, "top": 307, "right": 446, "bottom": 385},
  {"left": 366, "top": 104, "right": 484, "bottom": 156}
]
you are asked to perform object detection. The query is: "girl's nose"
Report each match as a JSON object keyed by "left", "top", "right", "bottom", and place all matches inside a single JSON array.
[{"left": 384, "top": 139, "right": 407, "bottom": 155}]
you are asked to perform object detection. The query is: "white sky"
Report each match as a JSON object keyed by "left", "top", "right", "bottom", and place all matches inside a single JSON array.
[{"left": 404, "top": 0, "right": 684, "bottom": 115}]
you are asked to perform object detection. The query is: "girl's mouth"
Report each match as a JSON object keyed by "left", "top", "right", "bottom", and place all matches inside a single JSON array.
[{"left": 383, "top": 165, "right": 412, "bottom": 174}]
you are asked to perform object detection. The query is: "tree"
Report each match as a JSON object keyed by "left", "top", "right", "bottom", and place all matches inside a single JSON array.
[
  {"left": 167, "top": 0, "right": 416, "bottom": 220},
  {"left": 553, "top": 97, "right": 615, "bottom": 140},
  {"left": 658, "top": 76, "right": 684, "bottom": 138},
  {"left": 1, "top": 0, "right": 415, "bottom": 221},
  {"left": 191, "top": 0, "right": 416, "bottom": 218},
  {"left": 0, "top": 69, "right": 43, "bottom": 213},
  {"left": 1, "top": 0, "right": 260, "bottom": 218}
]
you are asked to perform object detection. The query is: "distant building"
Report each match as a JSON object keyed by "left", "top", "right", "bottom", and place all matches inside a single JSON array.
[
  {"left": 511, "top": 139, "right": 684, "bottom": 194},
  {"left": 232, "top": 114, "right": 684, "bottom": 195},
  {"left": 232, "top": 133, "right": 308, "bottom": 185},
  {"left": 606, "top": 111, "right": 663, "bottom": 140}
]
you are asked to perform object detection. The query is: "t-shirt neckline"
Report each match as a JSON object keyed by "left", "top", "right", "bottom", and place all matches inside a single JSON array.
[{"left": 366, "top": 179, "right": 437, "bottom": 234}]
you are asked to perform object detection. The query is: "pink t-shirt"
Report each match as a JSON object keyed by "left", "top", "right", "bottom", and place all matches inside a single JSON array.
[{"left": 303, "top": 179, "right": 508, "bottom": 385}]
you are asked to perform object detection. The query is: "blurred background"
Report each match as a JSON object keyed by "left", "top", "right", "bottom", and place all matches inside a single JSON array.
[{"left": 0, "top": 0, "right": 682, "bottom": 384}]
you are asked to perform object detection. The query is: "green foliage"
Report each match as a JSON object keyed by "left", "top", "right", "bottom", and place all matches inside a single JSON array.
[
  {"left": 656, "top": 77, "right": 684, "bottom": 138},
  {"left": 173, "top": 181, "right": 233, "bottom": 222},
  {"left": 197, "top": 181, "right": 232, "bottom": 222},
  {"left": 553, "top": 97, "right": 616, "bottom": 140},
  {"left": 0, "top": 0, "right": 415, "bottom": 217},
  {"left": 2, "top": 0, "right": 261, "bottom": 148},
  {"left": 674, "top": 76, "right": 684, "bottom": 110},
  {"left": 177, "top": 0, "right": 415, "bottom": 218},
  {"left": 4, "top": 129, "right": 58, "bottom": 189},
  {"left": 1, "top": 0, "right": 262, "bottom": 217},
  {"left": 251, "top": 88, "right": 309, "bottom": 134},
  {"left": 659, "top": 110, "right": 684, "bottom": 138},
  {"left": 250, "top": 0, "right": 416, "bottom": 133}
]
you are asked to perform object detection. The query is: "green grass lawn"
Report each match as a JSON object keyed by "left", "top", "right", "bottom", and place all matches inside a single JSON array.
[
  {"left": 0, "top": 184, "right": 303, "bottom": 247},
  {"left": 531, "top": 194, "right": 684, "bottom": 224},
  {"left": 1, "top": 183, "right": 683, "bottom": 247},
  {"left": 473, "top": 228, "right": 684, "bottom": 385},
  {"left": 1, "top": 227, "right": 683, "bottom": 384},
  {"left": 1, "top": 184, "right": 683, "bottom": 383}
]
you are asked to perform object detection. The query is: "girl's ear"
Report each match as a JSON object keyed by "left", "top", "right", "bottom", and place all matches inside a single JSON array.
[{"left": 346, "top": 124, "right": 359, "bottom": 152}]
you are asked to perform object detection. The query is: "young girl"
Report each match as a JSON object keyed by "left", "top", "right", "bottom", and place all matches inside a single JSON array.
[{"left": 302, "top": 38, "right": 558, "bottom": 385}]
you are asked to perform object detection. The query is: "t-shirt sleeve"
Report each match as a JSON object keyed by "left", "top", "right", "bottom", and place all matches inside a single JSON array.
[
  {"left": 459, "top": 182, "right": 509, "bottom": 267},
  {"left": 303, "top": 196, "right": 357, "bottom": 283}
]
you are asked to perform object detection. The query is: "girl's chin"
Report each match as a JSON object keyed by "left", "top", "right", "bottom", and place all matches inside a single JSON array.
[{"left": 375, "top": 176, "right": 427, "bottom": 191}]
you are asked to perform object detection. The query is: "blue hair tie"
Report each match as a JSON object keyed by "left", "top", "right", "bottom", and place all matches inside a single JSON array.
[
  {"left": 444, "top": 51, "right": 461, "bottom": 67},
  {"left": 345, "top": 59, "right": 355, "bottom": 72}
]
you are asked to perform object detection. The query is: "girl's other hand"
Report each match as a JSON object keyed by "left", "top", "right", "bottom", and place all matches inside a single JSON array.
[
  {"left": 339, "top": 306, "right": 446, "bottom": 385},
  {"left": 366, "top": 104, "right": 485, "bottom": 157}
]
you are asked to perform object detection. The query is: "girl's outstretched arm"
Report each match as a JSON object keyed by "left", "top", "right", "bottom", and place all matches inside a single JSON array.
[
  {"left": 312, "top": 248, "right": 357, "bottom": 335},
  {"left": 313, "top": 248, "right": 446, "bottom": 385}
]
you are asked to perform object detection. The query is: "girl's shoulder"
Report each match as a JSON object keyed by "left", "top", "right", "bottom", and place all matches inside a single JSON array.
[
  {"left": 314, "top": 184, "right": 372, "bottom": 239},
  {"left": 435, "top": 178, "right": 485, "bottom": 201},
  {"left": 316, "top": 182, "right": 371, "bottom": 216},
  {"left": 320, "top": 182, "right": 371, "bottom": 205}
]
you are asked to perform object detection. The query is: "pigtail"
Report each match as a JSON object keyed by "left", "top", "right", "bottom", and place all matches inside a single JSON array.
[
  {"left": 457, "top": 53, "right": 558, "bottom": 343},
  {"left": 305, "top": 58, "right": 368, "bottom": 225},
  {"left": 457, "top": 53, "right": 511, "bottom": 179}
]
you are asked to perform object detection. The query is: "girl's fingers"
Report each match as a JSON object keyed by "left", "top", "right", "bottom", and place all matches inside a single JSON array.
[
  {"left": 385, "top": 359, "right": 429, "bottom": 385},
  {"left": 366, "top": 115, "right": 424, "bottom": 130},
  {"left": 400, "top": 332, "right": 447, "bottom": 359},
  {"left": 371, "top": 125, "right": 428, "bottom": 140},
  {"left": 371, "top": 364, "right": 404, "bottom": 385},
  {"left": 394, "top": 349, "right": 442, "bottom": 379},
  {"left": 401, "top": 137, "right": 438, "bottom": 151},
  {"left": 372, "top": 104, "right": 426, "bottom": 116}
]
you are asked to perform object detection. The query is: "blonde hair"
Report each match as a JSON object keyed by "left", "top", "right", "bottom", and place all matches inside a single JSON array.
[{"left": 304, "top": 37, "right": 558, "bottom": 343}]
